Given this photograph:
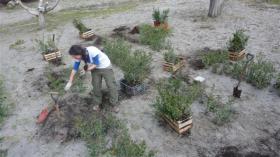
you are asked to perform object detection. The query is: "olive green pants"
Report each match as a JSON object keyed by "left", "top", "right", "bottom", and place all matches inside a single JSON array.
[{"left": 91, "top": 68, "right": 118, "bottom": 106}]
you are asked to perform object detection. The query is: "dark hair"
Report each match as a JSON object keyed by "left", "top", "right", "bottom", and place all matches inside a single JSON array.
[{"left": 69, "top": 45, "right": 87, "bottom": 62}]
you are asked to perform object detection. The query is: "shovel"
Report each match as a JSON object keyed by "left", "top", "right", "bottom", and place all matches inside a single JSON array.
[
  {"left": 233, "top": 53, "right": 254, "bottom": 98},
  {"left": 37, "top": 92, "right": 61, "bottom": 124}
]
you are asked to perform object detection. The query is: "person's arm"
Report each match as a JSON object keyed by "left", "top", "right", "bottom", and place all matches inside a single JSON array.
[
  {"left": 86, "top": 54, "right": 100, "bottom": 71},
  {"left": 65, "top": 60, "right": 80, "bottom": 91}
]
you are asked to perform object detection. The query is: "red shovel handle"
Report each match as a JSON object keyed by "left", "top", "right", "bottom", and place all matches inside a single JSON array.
[{"left": 37, "top": 108, "right": 49, "bottom": 124}]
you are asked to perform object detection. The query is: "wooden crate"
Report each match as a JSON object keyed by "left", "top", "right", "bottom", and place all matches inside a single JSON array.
[
  {"left": 161, "top": 114, "right": 193, "bottom": 134},
  {"left": 80, "top": 30, "right": 95, "bottom": 40},
  {"left": 163, "top": 56, "right": 185, "bottom": 72},
  {"left": 43, "top": 51, "right": 62, "bottom": 62},
  {"left": 229, "top": 50, "right": 245, "bottom": 61}
]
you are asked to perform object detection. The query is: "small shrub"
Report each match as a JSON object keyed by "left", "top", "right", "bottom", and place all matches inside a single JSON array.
[
  {"left": 163, "top": 49, "right": 180, "bottom": 64},
  {"left": 204, "top": 89, "right": 233, "bottom": 125},
  {"left": 139, "top": 24, "right": 170, "bottom": 51},
  {"left": 73, "top": 18, "right": 90, "bottom": 34},
  {"left": 154, "top": 78, "right": 203, "bottom": 121},
  {"left": 103, "top": 39, "right": 130, "bottom": 67},
  {"left": 35, "top": 35, "right": 58, "bottom": 54},
  {"left": 227, "top": 30, "right": 249, "bottom": 52},
  {"left": 0, "top": 79, "right": 8, "bottom": 125},
  {"left": 201, "top": 50, "right": 228, "bottom": 67},
  {"left": 246, "top": 54, "right": 275, "bottom": 89},
  {"left": 121, "top": 50, "right": 152, "bottom": 86},
  {"left": 9, "top": 39, "right": 25, "bottom": 50},
  {"left": 152, "top": 8, "right": 169, "bottom": 24}
]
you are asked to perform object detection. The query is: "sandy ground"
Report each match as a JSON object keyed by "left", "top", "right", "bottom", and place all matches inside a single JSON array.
[{"left": 0, "top": 0, "right": 280, "bottom": 157}]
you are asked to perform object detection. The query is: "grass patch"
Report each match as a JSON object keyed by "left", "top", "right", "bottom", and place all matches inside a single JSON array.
[
  {"left": 274, "top": 73, "right": 280, "bottom": 95},
  {"left": 46, "top": 67, "right": 86, "bottom": 95},
  {"left": 139, "top": 24, "right": 171, "bottom": 51},
  {"left": 9, "top": 39, "right": 25, "bottom": 50},
  {"left": 201, "top": 49, "right": 228, "bottom": 68},
  {"left": 75, "top": 113, "right": 155, "bottom": 157}
]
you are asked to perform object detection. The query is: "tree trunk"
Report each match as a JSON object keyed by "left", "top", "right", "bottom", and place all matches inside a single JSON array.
[
  {"left": 208, "top": 0, "right": 224, "bottom": 17},
  {"left": 38, "top": 13, "right": 45, "bottom": 29}
]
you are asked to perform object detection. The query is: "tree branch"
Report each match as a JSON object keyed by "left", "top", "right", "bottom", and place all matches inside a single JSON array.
[
  {"left": 17, "top": 0, "right": 39, "bottom": 15},
  {"left": 46, "top": 0, "right": 60, "bottom": 12}
]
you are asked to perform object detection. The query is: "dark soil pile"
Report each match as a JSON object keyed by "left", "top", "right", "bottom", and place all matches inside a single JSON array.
[{"left": 111, "top": 25, "right": 141, "bottom": 43}]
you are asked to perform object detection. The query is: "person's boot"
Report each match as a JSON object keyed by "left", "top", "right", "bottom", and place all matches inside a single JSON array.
[{"left": 93, "top": 105, "right": 101, "bottom": 112}]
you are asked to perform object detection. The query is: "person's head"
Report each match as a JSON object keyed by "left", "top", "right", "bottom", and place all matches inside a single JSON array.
[{"left": 69, "top": 45, "right": 86, "bottom": 60}]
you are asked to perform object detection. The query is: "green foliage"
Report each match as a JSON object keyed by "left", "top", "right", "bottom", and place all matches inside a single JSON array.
[
  {"left": 103, "top": 39, "right": 130, "bottom": 66},
  {"left": 204, "top": 88, "right": 233, "bottom": 125},
  {"left": 246, "top": 54, "right": 275, "bottom": 88},
  {"left": 73, "top": 18, "right": 90, "bottom": 33},
  {"left": 152, "top": 8, "right": 169, "bottom": 23},
  {"left": 0, "top": 79, "right": 8, "bottom": 126},
  {"left": 139, "top": 24, "right": 170, "bottom": 51},
  {"left": 227, "top": 30, "right": 249, "bottom": 52},
  {"left": 201, "top": 50, "right": 228, "bottom": 67},
  {"left": 9, "top": 39, "right": 25, "bottom": 50},
  {"left": 75, "top": 113, "right": 155, "bottom": 157},
  {"left": 154, "top": 78, "right": 203, "bottom": 121},
  {"left": 0, "top": 149, "right": 7, "bottom": 157},
  {"left": 47, "top": 68, "right": 85, "bottom": 95},
  {"left": 164, "top": 49, "right": 180, "bottom": 64},
  {"left": 35, "top": 36, "right": 58, "bottom": 54},
  {"left": 274, "top": 73, "right": 280, "bottom": 95},
  {"left": 121, "top": 50, "right": 152, "bottom": 86},
  {"left": 103, "top": 39, "right": 151, "bottom": 86}
]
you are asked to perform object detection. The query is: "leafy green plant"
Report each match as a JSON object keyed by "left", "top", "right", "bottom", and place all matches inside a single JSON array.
[
  {"left": 246, "top": 54, "right": 275, "bottom": 89},
  {"left": 75, "top": 113, "right": 155, "bottom": 157},
  {"left": 139, "top": 24, "right": 170, "bottom": 51},
  {"left": 152, "top": 8, "right": 161, "bottom": 22},
  {"left": 163, "top": 49, "right": 180, "bottom": 64},
  {"left": 35, "top": 36, "right": 58, "bottom": 54},
  {"left": 154, "top": 78, "right": 203, "bottom": 121},
  {"left": 201, "top": 50, "right": 228, "bottom": 67},
  {"left": 103, "top": 39, "right": 130, "bottom": 66},
  {"left": 73, "top": 18, "right": 90, "bottom": 34},
  {"left": 121, "top": 50, "right": 152, "bottom": 86},
  {"left": 204, "top": 89, "right": 233, "bottom": 125},
  {"left": 152, "top": 9, "right": 169, "bottom": 23},
  {"left": 227, "top": 30, "right": 249, "bottom": 52}
]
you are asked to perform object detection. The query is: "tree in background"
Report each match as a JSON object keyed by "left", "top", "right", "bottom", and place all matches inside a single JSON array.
[
  {"left": 208, "top": 0, "right": 224, "bottom": 17},
  {"left": 17, "top": 0, "right": 60, "bottom": 29}
]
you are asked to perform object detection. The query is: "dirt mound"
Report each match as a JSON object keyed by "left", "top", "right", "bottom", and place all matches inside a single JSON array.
[{"left": 111, "top": 25, "right": 141, "bottom": 43}]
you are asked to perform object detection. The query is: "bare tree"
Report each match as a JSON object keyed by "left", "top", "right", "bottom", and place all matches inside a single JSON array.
[
  {"left": 208, "top": 0, "right": 224, "bottom": 17},
  {"left": 17, "top": 0, "right": 60, "bottom": 29}
]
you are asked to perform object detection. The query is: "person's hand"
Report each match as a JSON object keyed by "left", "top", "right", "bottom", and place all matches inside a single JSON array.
[
  {"left": 64, "top": 81, "right": 72, "bottom": 91},
  {"left": 80, "top": 69, "right": 86, "bottom": 76}
]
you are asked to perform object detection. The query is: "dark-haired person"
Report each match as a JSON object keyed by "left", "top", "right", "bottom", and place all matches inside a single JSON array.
[{"left": 64, "top": 45, "right": 119, "bottom": 113}]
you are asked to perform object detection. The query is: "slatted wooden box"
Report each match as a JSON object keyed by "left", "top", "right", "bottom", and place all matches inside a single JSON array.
[
  {"left": 229, "top": 49, "right": 245, "bottom": 61},
  {"left": 80, "top": 30, "right": 95, "bottom": 40},
  {"left": 161, "top": 114, "right": 193, "bottom": 134},
  {"left": 43, "top": 51, "right": 62, "bottom": 62},
  {"left": 163, "top": 56, "right": 185, "bottom": 72}
]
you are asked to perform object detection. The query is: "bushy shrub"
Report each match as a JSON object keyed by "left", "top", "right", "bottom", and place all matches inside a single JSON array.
[
  {"left": 163, "top": 49, "right": 180, "bottom": 64},
  {"left": 103, "top": 39, "right": 130, "bottom": 66},
  {"left": 152, "top": 8, "right": 169, "bottom": 23},
  {"left": 73, "top": 18, "right": 90, "bottom": 34},
  {"left": 201, "top": 50, "right": 228, "bottom": 67},
  {"left": 227, "top": 30, "right": 249, "bottom": 52},
  {"left": 154, "top": 78, "right": 203, "bottom": 121},
  {"left": 121, "top": 50, "right": 152, "bottom": 86},
  {"left": 35, "top": 35, "right": 58, "bottom": 54},
  {"left": 0, "top": 79, "right": 8, "bottom": 125},
  {"left": 246, "top": 54, "right": 275, "bottom": 89},
  {"left": 139, "top": 24, "right": 170, "bottom": 51}
]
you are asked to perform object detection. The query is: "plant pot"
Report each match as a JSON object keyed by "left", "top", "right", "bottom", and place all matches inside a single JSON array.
[
  {"left": 160, "top": 22, "right": 169, "bottom": 31},
  {"left": 163, "top": 56, "right": 185, "bottom": 73},
  {"left": 161, "top": 114, "right": 193, "bottom": 134},
  {"left": 120, "top": 79, "right": 146, "bottom": 96},
  {"left": 79, "top": 29, "right": 96, "bottom": 40},
  {"left": 153, "top": 20, "right": 161, "bottom": 27},
  {"left": 229, "top": 49, "right": 245, "bottom": 61},
  {"left": 43, "top": 50, "right": 62, "bottom": 62}
]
